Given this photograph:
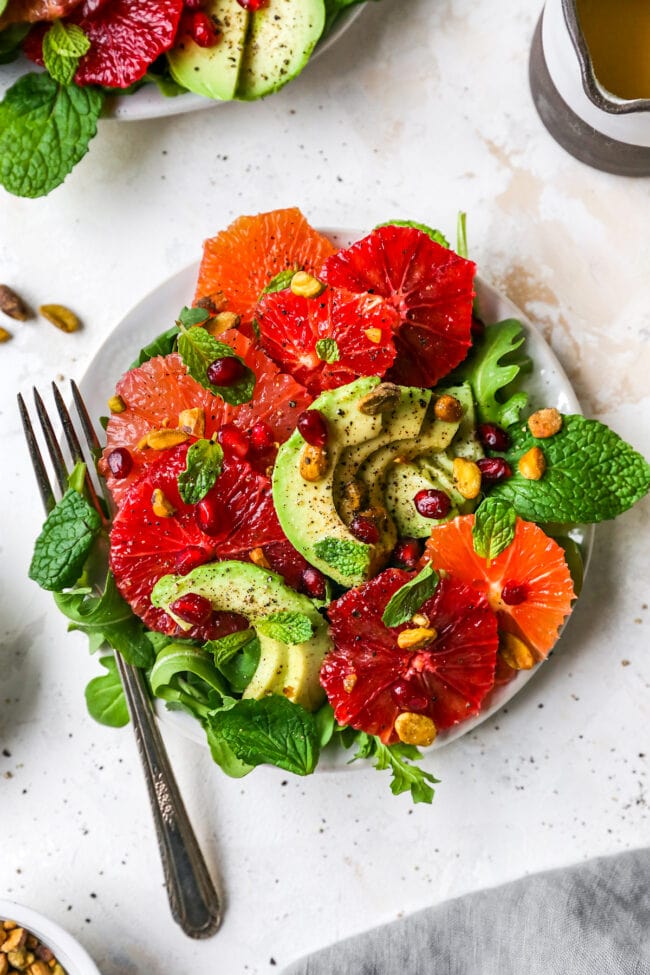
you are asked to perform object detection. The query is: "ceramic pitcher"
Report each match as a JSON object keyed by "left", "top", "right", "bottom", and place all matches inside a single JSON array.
[{"left": 530, "top": 0, "right": 650, "bottom": 175}]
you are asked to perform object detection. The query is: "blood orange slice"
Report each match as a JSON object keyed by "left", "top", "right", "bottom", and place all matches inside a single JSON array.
[
  {"left": 424, "top": 516, "right": 576, "bottom": 658},
  {"left": 100, "top": 330, "right": 310, "bottom": 504},
  {"left": 194, "top": 209, "right": 337, "bottom": 326},
  {"left": 321, "top": 225, "right": 476, "bottom": 387},
  {"left": 255, "top": 288, "right": 398, "bottom": 394},
  {"left": 110, "top": 445, "right": 295, "bottom": 636},
  {"left": 322, "top": 569, "right": 499, "bottom": 743}
]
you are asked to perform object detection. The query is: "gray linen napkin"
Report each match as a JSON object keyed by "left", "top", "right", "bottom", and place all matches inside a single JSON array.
[{"left": 283, "top": 848, "right": 650, "bottom": 975}]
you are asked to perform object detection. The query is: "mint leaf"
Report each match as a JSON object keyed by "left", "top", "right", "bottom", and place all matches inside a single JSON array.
[
  {"left": 492, "top": 414, "right": 650, "bottom": 523},
  {"left": 129, "top": 324, "right": 179, "bottom": 369},
  {"left": 29, "top": 489, "right": 102, "bottom": 591},
  {"left": 376, "top": 219, "right": 449, "bottom": 248},
  {"left": 344, "top": 730, "right": 438, "bottom": 804},
  {"left": 381, "top": 563, "right": 440, "bottom": 628},
  {"left": 0, "top": 1, "right": 10, "bottom": 15},
  {"left": 255, "top": 612, "right": 314, "bottom": 645},
  {"left": 177, "top": 325, "right": 255, "bottom": 405},
  {"left": 85, "top": 657, "right": 128, "bottom": 728},
  {"left": 178, "top": 305, "right": 211, "bottom": 328},
  {"left": 42, "top": 21, "right": 90, "bottom": 86},
  {"left": 0, "top": 73, "right": 103, "bottom": 198},
  {"left": 456, "top": 319, "right": 530, "bottom": 427},
  {"left": 177, "top": 438, "right": 224, "bottom": 504},
  {"left": 472, "top": 497, "right": 516, "bottom": 561},
  {"left": 207, "top": 696, "right": 320, "bottom": 776},
  {"left": 315, "top": 338, "right": 340, "bottom": 363},
  {"left": 54, "top": 573, "right": 154, "bottom": 668},
  {"left": 205, "top": 629, "right": 261, "bottom": 692},
  {"left": 67, "top": 459, "right": 87, "bottom": 495},
  {"left": 263, "top": 269, "right": 298, "bottom": 294},
  {"left": 313, "top": 537, "right": 371, "bottom": 579}
]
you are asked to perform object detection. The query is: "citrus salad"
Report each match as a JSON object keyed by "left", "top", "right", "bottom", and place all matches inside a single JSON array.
[
  {"left": 29, "top": 208, "right": 650, "bottom": 804},
  {"left": 0, "top": 0, "right": 370, "bottom": 197}
]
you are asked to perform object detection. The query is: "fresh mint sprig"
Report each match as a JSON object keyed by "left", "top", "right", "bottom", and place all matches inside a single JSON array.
[
  {"left": 472, "top": 497, "right": 517, "bottom": 562},
  {"left": 255, "top": 612, "right": 314, "bottom": 645},
  {"left": 382, "top": 563, "right": 439, "bottom": 628},
  {"left": 177, "top": 438, "right": 224, "bottom": 504},
  {"left": 176, "top": 308, "right": 255, "bottom": 405},
  {"left": 42, "top": 20, "right": 90, "bottom": 86},
  {"left": 492, "top": 414, "right": 650, "bottom": 523},
  {"left": 29, "top": 488, "right": 102, "bottom": 591}
]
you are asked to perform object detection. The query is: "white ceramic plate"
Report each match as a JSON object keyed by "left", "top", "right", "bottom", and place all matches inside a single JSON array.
[
  {"left": 79, "top": 227, "right": 593, "bottom": 765},
  {"left": 0, "top": 7, "right": 364, "bottom": 121},
  {"left": 0, "top": 899, "right": 101, "bottom": 975}
]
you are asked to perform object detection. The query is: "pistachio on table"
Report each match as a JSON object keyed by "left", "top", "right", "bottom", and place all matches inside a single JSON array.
[
  {"left": 0, "top": 919, "right": 67, "bottom": 975},
  {"left": 0, "top": 285, "right": 30, "bottom": 322},
  {"left": 39, "top": 304, "right": 81, "bottom": 334}
]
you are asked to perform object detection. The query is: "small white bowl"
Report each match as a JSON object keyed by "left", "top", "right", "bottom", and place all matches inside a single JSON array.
[{"left": 0, "top": 900, "right": 101, "bottom": 975}]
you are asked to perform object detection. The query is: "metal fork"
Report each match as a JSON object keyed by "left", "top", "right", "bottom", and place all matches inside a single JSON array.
[{"left": 18, "top": 381, "right": 222, "bottom": 939}]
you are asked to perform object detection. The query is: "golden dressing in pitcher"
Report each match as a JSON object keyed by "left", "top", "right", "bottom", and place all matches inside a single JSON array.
[{"left": 576, "top": 0, "right": 650, "bottom": 99}]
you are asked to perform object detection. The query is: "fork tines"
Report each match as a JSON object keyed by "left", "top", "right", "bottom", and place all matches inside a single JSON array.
[{"left": 18, "top": 382, "right": 109, "bottom": 522}]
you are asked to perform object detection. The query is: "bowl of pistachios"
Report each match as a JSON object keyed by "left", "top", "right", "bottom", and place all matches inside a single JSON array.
[{"left": 0, "top": 901, "right": 101, "bottom": 975}]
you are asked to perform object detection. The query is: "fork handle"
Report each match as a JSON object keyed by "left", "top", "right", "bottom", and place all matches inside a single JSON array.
[{"left": 114, "top": 653, "right": 222, "bottom": 938}]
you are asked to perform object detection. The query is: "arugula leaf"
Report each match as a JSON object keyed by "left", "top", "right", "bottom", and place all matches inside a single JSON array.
[
  {"left": 177, "top": 438, "right": 224, "bottom": 504},
  {"left": 85, "top": 657, "right": 128, "bottom": 728},
  {"left": 255, "top": 612, "right": 314, "bottom": 645},
  {"left": 375, "top": 219, "right": 449, "bottom": 248},
  {"left": 315, "top": 337, "right": 340, "bottom": 363},
  {"left": 177, "top": 325, "right": 255, "bottom": 405},
  {"left": 313, "top": 537, "right": 370, "bottom": 580},
  {"left": 207, "top": 696, "right": 320, "bottom": 776},
  {"left": 129, "top": 324, "right": 179, "bottom": 368},
  {"left": 263, "top": 269, "right": 298, "bottom": 294},
  {"left": 205, "top": 630, "right": 261, "bottom": 692},
  {"left": 472, "top": 497, "right": 516, "bottom": 561},
  {"left": 0, "top": 24, "right": 30, "bottom": 64},
  {"left": 29, "top": 489, "right": 102, "bottom": 591},
  {"left": 492, "top": 414, "right": 650, "bottom": 523},
  {"left": 344, "top": 731, "right": 438, "bottom": 804},
  {"left": 381, "top": 563, "right": 440, "bottom": 628},
  {"left": 0, "top": 73, "right": 103, "bottom": 198},
  {"left": 54, "top": 573, "right": 155, "bottom": 668},
  {"left": 42, "top": 20, "right": 90, "bottom": 86},
  {"left": 455, "top": 319, "right": 530, "bottom": 428}
]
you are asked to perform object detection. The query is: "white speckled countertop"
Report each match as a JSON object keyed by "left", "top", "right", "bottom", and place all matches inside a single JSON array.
[{"left": 1, "top": 1, "right": 649, "bottom": 973}]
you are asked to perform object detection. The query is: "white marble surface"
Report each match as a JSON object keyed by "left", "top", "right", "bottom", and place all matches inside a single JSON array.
[{"left": 1, "top": 1, "right": 649, "bottom": 973}]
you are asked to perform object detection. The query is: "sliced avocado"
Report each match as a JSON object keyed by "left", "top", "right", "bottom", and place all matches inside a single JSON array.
[
  {"left": 236, "top": 0, "right": 326, "bottom": 100},
  {"left": 167, "top": 0, "right": 249, "bottom": 100},
  {"left": 151, "top": 561, "right": 330, "bottom": 711},
  {"left": 442, "top": 382, "right": 483, "bottom": 461}
]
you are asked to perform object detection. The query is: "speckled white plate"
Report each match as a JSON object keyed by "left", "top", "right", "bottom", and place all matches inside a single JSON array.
[
  {"left": 0, "top": 7, "right": 364, "bottom": 121},
  {"left": 79, "top": 227, "right": 593, "bottom": 767}
]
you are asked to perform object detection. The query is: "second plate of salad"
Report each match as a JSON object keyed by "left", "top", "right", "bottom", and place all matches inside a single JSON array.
[{"left": 29, "top": 208, "right": 650, "bottom": 803}]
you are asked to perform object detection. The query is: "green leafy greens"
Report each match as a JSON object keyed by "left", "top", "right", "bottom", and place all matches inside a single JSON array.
[
  {"left": 376, "top": 218, "right": 449, "bottom": 248},
  {"left": 177, "top": 438, "right": 224, "bottom": 504},
  {"left": 42, "top": 21, "right": 90, "bottom": 86},
  {"left": 455, "top": 319, "right": 531, "bottom": 428},
  {"left": 492, "top": 414, "right": 650, "bottom": 523},
  {"left": 343, "top": 730, "right": 439, "bottom": 804},
  {"left": 0, "top": 73, "right": 103, "bottom": 198},
  {"left": 177, "top": 324, "right": 255, "bottom": 406},
  {"left": 85, "top": 656, "right": 129, "bottom": 728},
  {"left": 29, "top": 489, "right": 102, "bottom": 591},
  {"left": 382, "top": 563, "right": 440, "bottom": 628},
  {"left": 472, "top": 497, "right": 517, "bottom": 561}
]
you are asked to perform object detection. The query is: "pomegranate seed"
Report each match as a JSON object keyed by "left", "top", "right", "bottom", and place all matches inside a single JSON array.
[
  {"left": 350, "top": 515, "right": 379, "bottom": 545},
  {"left": 195, "top": 496, "right": 225, "bottom": 537},
  {"left": 301, "top": 566, "right": 327, "bottom": 600},
  {"left": 249, "top": 420, "right": 275, "bottom": 453},
  {"left": 106, "top": 447, "right": 132, "bottom": 479},
  {"left": 501, "top": 580, "right": 528, "bottom": 605},
  {"left": 414, "top": 489, "right": 451, "bottom": 520},
  {"left": 297, "top": 409, "right": 328, "bottom": 447},
  {"left": 477, "top": 457, "right": 512, "bottom": 485},
  {"left": 218, "top": 423, "right": 249, "bottom": 458},
  {"left": 175, "top": 546, "right": 209, "bottom": 575},
  {"left": 170, "top": 593, "right": 213, "bottom": 626},
  {"left": 236, "top": 0, "right": 268, "bottom": 9},
  {"left": 188, "top": 11, "right": 219, "bottom": 47},
  {"left": 391, "top": 681, "right": 429, "bottom": 711},
  {"left": 478, "top": 423, "right": 511, "bottom": 452},
  {"left": 207, "top": 356, "right": 245, "bottom": 387},
  {"left": 392, "top": 537, "right": 424, "bottom": 570},
  {"left": 184, "top": 0, "right": 203, "bottom": 8}
]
